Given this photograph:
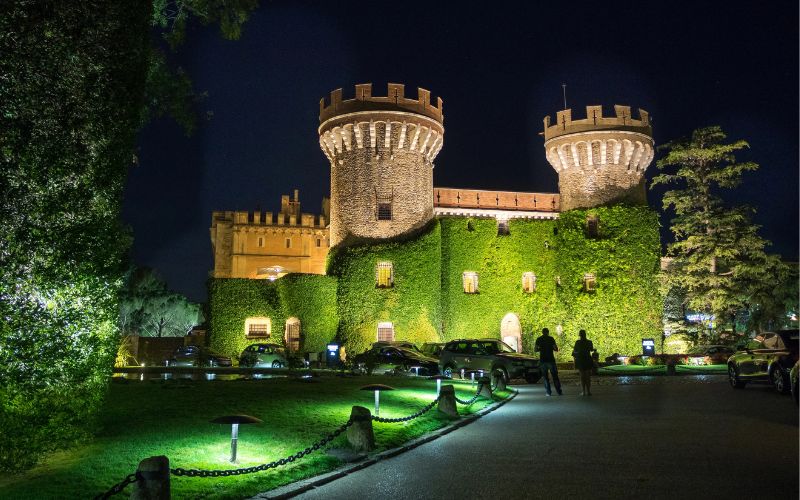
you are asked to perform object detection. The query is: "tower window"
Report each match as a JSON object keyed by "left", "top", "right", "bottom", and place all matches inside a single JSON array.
[
  {"left": 583, "top": 273, "right": 597, "bottom": 292},
  {"left": 376, "top": 261, "right": 394, "bottom": 288},
  {"left": 586, "top": 215, "right": 599, "bottom": 238},
  {"left": 377, "top": 322, "right": 395, "bottom": 342},
  {"left": 258, "top": 237, "right": 264, "bottom": 248},
  {"left": 316, "top": 238, "right": 321, "bottom": 247},
  {"left": 497, "top": 220, "right": 509, "bottom": 236},
  {"left": 245, "top": 317, "right": 271, "bottom": 338},
  {"left": 377, "top": 202, "right": 392, "bottom": 220},
  {"left": 462, "top": 272, "right": 479, "bottom": 294},
  {"left": 285, "top": 238, "right": 291, "bottom": 248},
  {"left": 522, "top": 272, "right": 537, "bottom": 293}
]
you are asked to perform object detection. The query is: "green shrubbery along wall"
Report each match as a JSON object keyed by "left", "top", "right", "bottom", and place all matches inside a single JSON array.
[
  {"left": 327, "top": 222, "right": 442, "bottom": 356},
  {"left": 554, "top": 206, "right": 663, "bottom": 359},
  {"left": 209, "top": 207, "right": 661, "bottom": 362},
  {"left": 208, "top": 275, "right": 338, "bottom": 357},
  {"left": 440, "top": 217, "right": 564, "bottom": 351}
]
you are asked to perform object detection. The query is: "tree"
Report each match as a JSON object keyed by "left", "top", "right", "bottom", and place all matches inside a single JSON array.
[
  {"left": 652, "top": 126, "right": 779, "bottom": 339},
  {"left": 119, "top": 268, "right": 204, "bottom": 338}
]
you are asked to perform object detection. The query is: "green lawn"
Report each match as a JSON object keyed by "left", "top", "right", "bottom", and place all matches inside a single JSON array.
[
  {"left": 0, "top": 375, "right": 507, "bottom": 499},
  {"left": 598, "top": 364, "right": 728, "bottom": 375}
]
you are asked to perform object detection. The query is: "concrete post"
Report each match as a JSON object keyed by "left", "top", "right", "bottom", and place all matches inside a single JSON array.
[
  {"left": 131, "top": 455, "right": 170, "bottom": 500},
  {"left": 477, "top": 377, "right": 493, "bottom": 399},
  {"left": 346, "top": 406, "right": 375, "bottom": 452},
  {"left": 437, "top": 384, "right": 459, "bottom": 418}
]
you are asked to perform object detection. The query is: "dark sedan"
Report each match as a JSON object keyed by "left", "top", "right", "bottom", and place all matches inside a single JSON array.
[
  {"left": 166, "top": 345, "right": 232, "bottom": 368},
  {"left": 728, "top": 329, "right": 799, "bottom": 393},
  {"left": 352, "top": 345, "right": 439, "bottom": 376}
]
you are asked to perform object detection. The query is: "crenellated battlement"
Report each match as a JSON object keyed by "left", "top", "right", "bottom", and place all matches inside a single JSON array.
[
  {"left": 543, "top": 105, "right": 651, "bottom": 141},
  {"left": 319, "top": 83, "right": 443, "bottom": 125}
]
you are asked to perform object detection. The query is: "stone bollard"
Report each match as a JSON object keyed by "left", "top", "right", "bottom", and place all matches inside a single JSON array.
[
  {"left": 491, "top": 372, "right": 507, "bottom": 392},
  {"left": 477, "top": 376, "right": 493, "bottom": 399},
  {"left": 437, "top": 384, "right": 459, "bottom": 418},
  {"left": 346, "top": 406, "right": 375, "bottom": 452},
  {"left": 131, "top": 455, "right": 170, "bottom": 500}
]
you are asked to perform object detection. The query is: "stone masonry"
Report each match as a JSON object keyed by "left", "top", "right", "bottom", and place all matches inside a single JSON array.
[
  {"left": 318, "top": 83, "right": 444, "bottom": 246},
  {"left": 543, "top": 105, "right": 654, "bottom": 210}
]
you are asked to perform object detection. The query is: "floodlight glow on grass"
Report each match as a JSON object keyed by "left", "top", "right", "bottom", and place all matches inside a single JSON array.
[
  {"left": 410, "top": 365, "right": 421, "bottom": 376},
  {"left": 429, "top": 375, "right": 451, "bottom": 396},
  {"left": 360, "top": 384, "right": 394, "bottom": 417},
  {"left": 210, "top": 415, "right": 263, "bottom": 463}
]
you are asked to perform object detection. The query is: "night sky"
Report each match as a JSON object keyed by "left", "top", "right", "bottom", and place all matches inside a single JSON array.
[{"left": 125, "top": 1, "right": 799, "bottom": 302}]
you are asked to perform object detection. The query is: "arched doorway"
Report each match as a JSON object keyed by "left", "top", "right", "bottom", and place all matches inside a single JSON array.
[
  {"left": 285, "top": 317, "right": 301, "bottom": 352},
  {"left": 501, "top": 313, "right": 522, "bottom": 352}
]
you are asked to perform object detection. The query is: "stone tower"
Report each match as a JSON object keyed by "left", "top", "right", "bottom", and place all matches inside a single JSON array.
[
  {"left": 318, "top": 83, "right": 444, "bottom": 246},
  {"left": 542, "top": 105, "right": 654, "bottom": 211}
]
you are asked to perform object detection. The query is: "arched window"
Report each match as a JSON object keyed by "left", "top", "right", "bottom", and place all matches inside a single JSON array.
[
  {"left": 462, "top": 272, "right": 479, "bottom": 294},
  {"left": 376, "top": 262, "right": 394, "bottom": 288},
  {"left": 522, "top": 272, "right": 537, "bottom": 293},
  {"left": 377, "top": 322, "right": 395, "bottom": 342},
  {"left": 285, "top": 318, "right": 301, "bottom": 352},
  {"left": 245, "top": 317, "right": 271, "bottom": 338}
]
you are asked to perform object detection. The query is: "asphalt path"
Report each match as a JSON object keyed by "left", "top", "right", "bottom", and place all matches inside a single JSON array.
[{"left": 292, "top": 375, "right": 798, "bottom": 500}]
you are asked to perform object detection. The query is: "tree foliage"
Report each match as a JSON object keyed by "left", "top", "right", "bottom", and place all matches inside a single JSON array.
[
  {"left": 652, "top": 126, "right": 782, "bottom": 335},
  {"left": 119, "top": 267, "right": 204, "bottom": 338}
]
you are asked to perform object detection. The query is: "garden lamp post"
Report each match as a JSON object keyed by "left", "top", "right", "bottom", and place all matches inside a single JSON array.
[
  {"left": 360, "top": 384, "right": 394, "bottom": 417},
  {"left": 429, "top": 374, "right": 451, "bottom": 396},
  {"left": 210, "top": 414, "right": 263, "bottom": 464}
]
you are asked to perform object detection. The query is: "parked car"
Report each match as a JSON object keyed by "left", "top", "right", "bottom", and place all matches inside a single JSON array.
[
  {"left": 790, "top": 361, "right": 799, "bottom": 405},
  {"left": 239, "top": 343, "right": 289, "bottom": 368},
  {"left": 686, "top": 345, "right": 735, "bottom": 365},
  {"left": 728, "top": 329, "right": 799, "bottom": 393},
  {"left": 352, "top": 345, "right": 439, "bottom": 376},
  {"left": 372, "top": 340, "right": 422, "bottom": 353},
  {"left": 167, "top": 345, "right": 232, "bottom": 368},
  {"left": 439, "top": 339, "right": 541, "bottom": 384},
  {"left": 420, "top": 342, "right": 445, "bottom": 358}
]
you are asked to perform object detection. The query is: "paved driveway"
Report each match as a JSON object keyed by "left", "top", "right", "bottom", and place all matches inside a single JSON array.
[{"left": 293, "top": 376, "right": 798, "bottom": 499}]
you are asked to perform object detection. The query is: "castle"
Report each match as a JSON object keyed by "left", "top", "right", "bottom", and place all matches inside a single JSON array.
[{"left": 208, "top": 83, "right": 662, "bottom": 360}]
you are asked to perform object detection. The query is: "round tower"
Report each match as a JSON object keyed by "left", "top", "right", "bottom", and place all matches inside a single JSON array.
[
  {"left": 318, "top": 83, "right": 444, "bottom": 246},
  {"left": 542, "top": 105, "right": 654, "bottom": 211}
]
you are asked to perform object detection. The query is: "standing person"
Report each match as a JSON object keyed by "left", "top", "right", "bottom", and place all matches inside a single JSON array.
[
  {"left": 572, "top": 329, "right": 595, "bottom": 396},
  {"left": 534, "top": 328, "right": 562, "bottom": 396}
]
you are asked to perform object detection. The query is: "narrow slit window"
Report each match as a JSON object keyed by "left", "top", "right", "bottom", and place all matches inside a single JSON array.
[
  {"left": 316, "top": 238, "right": 321, "bottom": 247},
  {"left": 258, "top": 237, "right": 264, "bottom": 248},
  {"left": 522, "top": 272, "right": 537, "bottom": 293},
  {"left": 586, "top": 215, "right": 599, "bottom": 238},
  {"left": 376, "top": 262, "right": 394, "bottom": 288},
  {"left": 497, "top": 220, "right": 510, "bottom": 236},
  {"left": 285, "top": 238, "right": 291, "bottom": 249},
  {"left": 462, "top": 271, "right": 479, "bottom": 294}
]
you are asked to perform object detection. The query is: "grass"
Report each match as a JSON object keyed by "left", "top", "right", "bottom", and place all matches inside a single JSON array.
[
  {"left": 0, "top": 375, "right": 508, "bottom": 499},
  {"left": 598, "top": 364, "right": 728, "bottom": 375}
]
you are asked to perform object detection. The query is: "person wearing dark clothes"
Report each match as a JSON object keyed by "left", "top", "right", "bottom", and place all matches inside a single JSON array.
[
  {"left": 572, "top": 329, "right": 595, "bottom": 396},
  {"left": 534, "top": 328, "right": 562, "bottom": 396}
]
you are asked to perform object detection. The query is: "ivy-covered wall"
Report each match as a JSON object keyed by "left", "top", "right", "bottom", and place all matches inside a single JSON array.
[
  {"left": 209, "top": 206, "right": 662, "bottom": 361},
  {"left": 208, "top": 275, "right": 338, "bottom": 357},
  {"left": 327, "top": 222, "right": 442, "bottom": 356}
]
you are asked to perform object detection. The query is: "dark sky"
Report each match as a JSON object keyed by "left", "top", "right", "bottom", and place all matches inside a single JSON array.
[{"left": 125, "top": 1, "right": 799, "bottom": 303}]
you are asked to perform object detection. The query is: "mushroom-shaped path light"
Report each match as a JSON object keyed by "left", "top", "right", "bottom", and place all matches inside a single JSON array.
[
  {"left": 210, "top": 414, "right": 263, "bottom": 463},
  {"left": 360, "top": 384, "right": 394, "bottom": 417},
  {"left": 429, "top": 374, "right": 451, "bottom": 396}
]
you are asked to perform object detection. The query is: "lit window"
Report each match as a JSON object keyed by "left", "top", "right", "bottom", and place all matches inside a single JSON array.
[
  {"left": 258, "top": 237, "right": 264, "bottom": 248},
  {"left": 285, "top": 318, "right": 301, "bottom": 352},
  {"left": 583, "top": 273, "right": 596, "bottom": 292},
  {"left": 497, "top": 220, "right": 509, "bottom": 236},
  {"left": 376, "top": 262, "right": 394, "bottom": 288},
  {"left": 377, "top": 322, "right": 395, "bottom": 342},
  {"left": 285, "top": 238, "right": 291, "bottom": 248},
  {"left": 586, "top": 215, "right": 599, "bottom": 238},
  {"left": 245, "top": 317, "right": 271, "bottom": 338},
  {"left": 522, "top": 272, "right": 537, "bottom": 293},
  {"left": 377, "top": 202, "right": 392, "bottom": 221},
  {"left": 462, "top": 271, "right": 479, "bottom": 294}
]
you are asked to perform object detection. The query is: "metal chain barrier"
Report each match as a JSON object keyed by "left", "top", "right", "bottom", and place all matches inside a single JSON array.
[
  {"left": 94, "top": 472, "right": 139, "bottom": 500},
  {"left": 371, "top": 396, "right": 440, "bottom": 423},
  {"left": 455, "top": 384, "right": 484, "bottom": 405},
  {"left": 170, "top": 419, "right": 353, "bottom": 478}
]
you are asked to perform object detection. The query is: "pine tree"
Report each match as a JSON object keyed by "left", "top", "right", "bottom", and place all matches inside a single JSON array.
[{"left": 652, "top": 126, "right": 778, "bottom": 338}]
